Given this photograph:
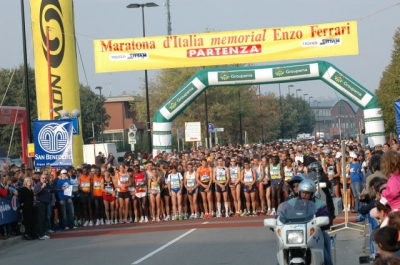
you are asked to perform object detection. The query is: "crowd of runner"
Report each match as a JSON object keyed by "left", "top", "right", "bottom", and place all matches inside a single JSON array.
[{"left": 0, "top": 138, "right": 399, "bottom": 248}]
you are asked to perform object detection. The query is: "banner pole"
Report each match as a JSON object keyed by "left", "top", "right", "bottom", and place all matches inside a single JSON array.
[{"left": 46, "top": 26, "right": 53, "bottom": 120}]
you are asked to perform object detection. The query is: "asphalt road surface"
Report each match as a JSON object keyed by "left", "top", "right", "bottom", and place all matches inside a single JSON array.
[{"left": 0, "top": 216, "right": 364, "bottom": 265}]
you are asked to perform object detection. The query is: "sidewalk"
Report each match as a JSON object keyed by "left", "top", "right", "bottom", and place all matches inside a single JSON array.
[{"left": 331, "top": 212, "right": 370, "bottom": 265}]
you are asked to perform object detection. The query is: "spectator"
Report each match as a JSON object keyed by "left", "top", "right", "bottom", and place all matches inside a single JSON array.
[
  {"left": 372, "top": 226, "right": 400, "bottom": 259},
  {"left": 19, "top": 177, "right": 35, "bottom": 240},
  {"left": 381, "top": 151, "right": 400, "bottom": 211}
]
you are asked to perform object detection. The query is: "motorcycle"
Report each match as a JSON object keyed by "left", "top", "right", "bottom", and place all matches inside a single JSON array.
[{"left": 264, "top": 200, "right": 330, "bottom": 265}]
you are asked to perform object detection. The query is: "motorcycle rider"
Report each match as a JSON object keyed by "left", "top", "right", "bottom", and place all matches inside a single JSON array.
[
  {"left": 286, "top": 175, "right": 304, "bottom": 200},
  {"left": 296, "top": 178, "right": 333, "bottom": 265},
  {"left": 306, "top": 161, "right": 336, "bottom": 227}
]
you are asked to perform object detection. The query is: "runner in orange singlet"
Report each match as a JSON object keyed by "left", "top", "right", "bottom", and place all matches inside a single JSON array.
[{"left": 196, "top": 158, "right": 214, "bottom": 218}]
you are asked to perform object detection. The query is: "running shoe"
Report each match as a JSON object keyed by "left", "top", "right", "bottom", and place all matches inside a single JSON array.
[
  {"left": 200, "top": 212, "right": 204, "bottom": 219},
  {"left": 234, "top": 212, "right": 241, "bottom": 217},
  {"left": 128, "top": 218, "right": 133, "bottom": 223},
  {"left": 156, "top": 217, "right": 161, "bottom": 222},
  {"left": 240, "top": 210, "right": 247, "bottom": 217},
  {"left": 95, "top": 219, "right": 100, "bottom": 226},
  {"left": 139, "top": 217, "right": 144, "bottom": 223},
  {"left": 64, "top": 227, "right": 70, "bottom": 230},
  {"left": 266, "top": 210, "right": 271, "bottom": 216},
  {"left": 72, "top": 226, "right": 78, "bottom": 229},
  {"left": 83, "top": 221, "right": 89, "bottom": 227},
  {"left": 164, "top": 215, "right": 171, "bottom": 221},
  {"left": 178, "top": 215, "right": 183, "bottom": 221},
  {"left": 270, "top": 210, "right": 276, "bottom": 216},
  {"left": 100, "top": 219, "right": 105, "bottom": 225},
  {"left": 39, "top": 235, "right": 50, "bottom": 240},
  {"left": 189, "top": 214, "right": 195, "bottom": 220},
  {"left": 212, "top": 211, "right": 216, "bottom": 218},
  {"left": 88, "top": 221, "right": 94, "bottom": 226},
  {"left": 119, "top": 219, "right": 124, "bottom": 224},
  {"left": 134, "top": 218, "right": 139, "bottom": 223},
  {"left": 114, "top": 219, "right": 118, "bottom": 225},
  {"left": 105, "top": 220, "right": 110, "bottom": 225},
  {"left": 144, "top": 216, "right": 149, "bottom": 223},
  {"left": 229, "top": 212, "right": 234, "bottom": 217},
  {"left": 245, "top": 211, "right": 251, "bottom": 217}
]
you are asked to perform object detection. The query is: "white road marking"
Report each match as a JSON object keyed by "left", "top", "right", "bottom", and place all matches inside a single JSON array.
[
  {"left": 131, "top": 229, "right": 196, "bottom": 264},
  {"left": 202, "top": 221, "right": 209, "bottom": 224}
]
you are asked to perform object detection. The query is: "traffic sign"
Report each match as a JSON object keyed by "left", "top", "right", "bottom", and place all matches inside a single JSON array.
[
  {"left": 207, "top": 123, "right": 215, "bottom": 133},
  {"left": 215, "top": 128, "right": 224, "bottom": 132},
  {"left": 71, "top": 117, "right": 79, "bottom": 135}
]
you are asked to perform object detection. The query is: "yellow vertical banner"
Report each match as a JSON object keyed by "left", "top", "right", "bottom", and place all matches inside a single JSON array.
[{"left": 30, "top": 0, "right": 83, "bottom": 166}]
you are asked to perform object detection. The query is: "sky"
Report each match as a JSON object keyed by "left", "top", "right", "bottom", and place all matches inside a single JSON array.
[{"left": 1, "top": 0, "right": 399, "bottom": 103}]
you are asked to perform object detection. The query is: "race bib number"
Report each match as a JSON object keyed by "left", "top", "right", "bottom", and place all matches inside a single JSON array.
[
  {"left": 231, "top": 173, "right": 238, "bottom": 181},
  {"left": 128, "top": 186, "right": 136, "bottom": 192},
  {"left": 136, "top": 181, "right": 145, "bottom": 186},
  {"left": 244, "top": 175, "right": 253, "bottom": 184},
  {"left": 94, "top": 181, "right": 101, "bottom": 189},
  {"left": 72, "top": 185, "right": 78, "bottom": 193},
  {"left": 81, "top": 182, "right": 90, "bottom": 188},
  {"left": 171, "top": 180, "right": 180, "bottom": 189},
  {"left": 187, "top": 179, "right": 195, "bottom": 188},
  {"left": 121, "top": 175, "right": 129, "bottom": 184},
  {"left": 105, "top": 186, "right": 113, "bottom": 192},
  {"left": 201, "top": 175, "right": 210, "bottom": 181},
  {"left": 151, "top": 183, "right": 160, "bottom": 192}
]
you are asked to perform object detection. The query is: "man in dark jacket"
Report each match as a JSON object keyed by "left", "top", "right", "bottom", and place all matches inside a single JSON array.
[{"left": 33, "top": 174, "right": 58, "bottom": 240}]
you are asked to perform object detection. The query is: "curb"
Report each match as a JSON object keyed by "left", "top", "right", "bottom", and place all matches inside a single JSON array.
[{"left": 0, "top": 236, "right": 23, "bottom": 248}]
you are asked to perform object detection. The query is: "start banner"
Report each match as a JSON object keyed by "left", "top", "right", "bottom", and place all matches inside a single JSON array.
[{"left": 94, "top": 20, "right": 358, "bottom": 73}]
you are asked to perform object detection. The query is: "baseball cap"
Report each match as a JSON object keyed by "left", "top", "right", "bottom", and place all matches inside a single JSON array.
[
  {"left": 349, "top": 152, "right": 357, "bottom": 158},
  {"left": 61, "top": 169, "right": 68, "bottom": 174},
  {"left": 335, "top": 152, "right": 342, "bottom": 159}
]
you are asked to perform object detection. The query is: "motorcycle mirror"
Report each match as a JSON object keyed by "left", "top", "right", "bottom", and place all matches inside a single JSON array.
[
  {"left": 315, "top": 216, "right": 329, "bottom": 227},
  {"left": 264, "top": 218, "right": 277, "bottom": 228}
]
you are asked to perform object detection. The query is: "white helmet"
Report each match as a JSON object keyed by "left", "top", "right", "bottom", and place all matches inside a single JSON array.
[{"left": 298, "top": 179, "right": 316, "bottom": 195}]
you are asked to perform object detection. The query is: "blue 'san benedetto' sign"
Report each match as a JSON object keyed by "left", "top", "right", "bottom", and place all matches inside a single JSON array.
[{"left": 34, "top": 119, "right": 73, "bottom": 168}]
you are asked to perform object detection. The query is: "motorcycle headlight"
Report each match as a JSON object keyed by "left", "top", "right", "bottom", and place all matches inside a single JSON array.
[{"left": 286, "top": 230, "right": 304, "bottom": 244}]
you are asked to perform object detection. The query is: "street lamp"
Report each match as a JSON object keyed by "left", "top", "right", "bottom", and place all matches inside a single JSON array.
[
  {"left": 127, "top": 2, "right": 158, "bottom": 153},
  {"left": 95, "top": 86, "right": 104, "bottom": 142},
  {"left": 308, "top": 96, "right": 313, "bottom": 105},
  {"left": 296, "top": 88, "right": 301, "bottom": 98},
  {"left": 288, "top": 85, "right": 294, "bottom": 96}
]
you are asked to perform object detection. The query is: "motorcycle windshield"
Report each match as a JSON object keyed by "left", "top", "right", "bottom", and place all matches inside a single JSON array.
[{"left": 276, "top": 199, "right": 317, "bottom": 224}]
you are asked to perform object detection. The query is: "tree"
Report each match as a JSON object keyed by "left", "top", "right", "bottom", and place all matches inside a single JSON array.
[
  {"left": 79, "top": 84, "right": 110, "bottom": 144},
  {"left": 376, "top": 27, "right": 400, "bottom": 136},
  {"left": 0, "top": 65, "right": 109, "bottom": 156},
  {"left": 0, "top": 65, "right": 36, "bottom": 155}
]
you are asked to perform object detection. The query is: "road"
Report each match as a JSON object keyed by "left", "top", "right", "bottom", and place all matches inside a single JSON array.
[{"left": 0, "top": 216, "right": 365, "bottom": 265}]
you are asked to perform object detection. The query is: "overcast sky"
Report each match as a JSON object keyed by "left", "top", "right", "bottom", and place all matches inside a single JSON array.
[{"left": 1, "top": 0, "right": 399, "bottom": 103}]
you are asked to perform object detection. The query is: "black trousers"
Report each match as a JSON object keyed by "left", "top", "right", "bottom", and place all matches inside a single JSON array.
[
  {"left": 34, "top": 202, "right": 48, "bottom": 237},
  {"left": 22, "top": 205, "right": 35, "bottom": 237}
]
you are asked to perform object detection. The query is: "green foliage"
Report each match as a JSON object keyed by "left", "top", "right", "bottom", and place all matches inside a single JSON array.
[
  {"left": 0, "top": 65, "right": 36, "bottom": 155},
  {"left": 0, "top": 65, "right": 109, "bottom": 156},
  {"left": 79, "top": 84, "right": 110, "bottom": 144},
  {"left": 376, "top": 27, "right": 400, "bottom": 135}
]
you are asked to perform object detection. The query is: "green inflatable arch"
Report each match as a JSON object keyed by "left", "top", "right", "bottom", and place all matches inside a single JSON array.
[{"left": 152, "top": 60, "right": 385, "bottom": 155}]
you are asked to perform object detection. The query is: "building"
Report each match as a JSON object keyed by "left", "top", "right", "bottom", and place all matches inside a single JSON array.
[
  {"left": 311, "top": 99, "right": 364, "bottom": 140},
  {"left": 102, "top": 94, "right": 145, "bottom": 148}
]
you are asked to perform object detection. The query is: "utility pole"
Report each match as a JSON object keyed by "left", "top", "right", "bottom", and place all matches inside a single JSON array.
[{"left": 165, "top": 0, "right": 172, "bottom": 35}]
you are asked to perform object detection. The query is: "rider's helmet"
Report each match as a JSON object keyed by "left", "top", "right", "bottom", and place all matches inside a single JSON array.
[
  {"left": 298, "top": 179, "right": 316, "bottom": 195},
  {"left": 288, "top": 175, "right": 304, "bottom": 187},
  {"left": 307, "top": 161, "right": 322, "bottom": 173}
]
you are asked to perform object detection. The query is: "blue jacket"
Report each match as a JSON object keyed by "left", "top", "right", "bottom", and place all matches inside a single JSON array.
[
  {"left": 350, "top": 162, "right": 363, "bottom": 183},
  {"left": 56, "top": 178, "right": 72, "bottom": 201}
]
